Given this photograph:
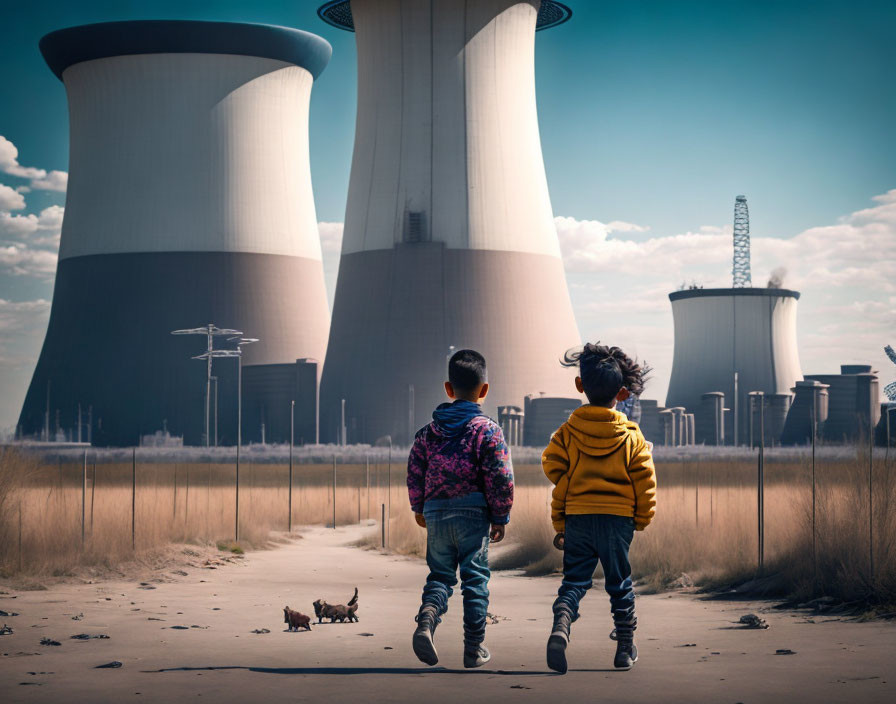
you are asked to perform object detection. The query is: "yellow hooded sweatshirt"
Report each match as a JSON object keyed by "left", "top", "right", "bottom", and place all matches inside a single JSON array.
[{"left": 542, "top": 405, "right": 657, "bottom": 533}]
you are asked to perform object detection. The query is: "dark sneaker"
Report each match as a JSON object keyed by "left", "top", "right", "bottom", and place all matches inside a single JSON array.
[
  {"left": 463, "top": 644, "right": 491, "bottom": 668},
  {"left": 412, "top": 608, "right": 439, "bottom": 666},
  {"left": 614, "top": 640, "right": 638, "bottom": 670},
  {"left": 546, "top": 632, "right": 569, "bottom": 674}
]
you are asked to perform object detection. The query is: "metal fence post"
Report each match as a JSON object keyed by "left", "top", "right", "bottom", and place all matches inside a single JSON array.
[
  {"left": 173, "top": 463, "right": 178, "bottom": 521},
  {"left": 132, "top": 447, "right": 137, "bottom": 551},
  {"left": 184, "top": 465, "right": 190, "bottom": 532},
  {"left": 695, "top": 464, "right": 699, "bottom": 527},
  {"left": 289, "top": 400, "right": 294, "bottom": 533},
  {"left": 235, "top": 452, "right": 241, "bottom": 543},
  {"left": 759, "top": 399, "right": 765, "bottom": 568},
  {"left": 869, "top": 415, "right": 874, "bottom": 587},
  {"left": 332, "top": 454, "right": 337, "bottom": 529},
  {"left": 18, "top": 499, "right": 23, "bottom": 572},
  {"left": 90, "top": 461, "right": 96, "bottom": 535},
  {"left": 811, "top": 404, "right": 817, "bottom": 591},
  {"left": 381, "top": 503, "right": 385, "bottom": 548},
  {"left": 366, "top": 454, "right": 370, "bottom": 520},
  {"left": 387, "top": 441, "right": 392, "bottom": 548},
  {"left": 82, "top": 449, "right": 87, "bottom": 546}
]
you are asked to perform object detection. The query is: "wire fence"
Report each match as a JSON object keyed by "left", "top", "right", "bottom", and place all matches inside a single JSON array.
[{"left": 1, "top": 443, "right": 894, "bottom": 603}]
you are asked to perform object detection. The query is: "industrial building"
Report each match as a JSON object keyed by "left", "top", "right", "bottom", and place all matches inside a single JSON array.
[
  {"left": 241, "top": 360, "right": 320, "bottom": 446},
  {"left": 637, "top": 399, "right": 663, "bottom": 445},
  {"left": 497, "top": 405, "right": 525, "bottom": 446},
  {"left": 18, "top": 21, "right": 332, "bottom": 446},
  {"left": 780, "top": 379, "right": 829, "bottom": 445},
  {"left": 316, "top": 0, "right": 581, "bottom": 443},
  {"left": 523, "top": 395, "right": 582, "bottom": 448},
  {"left": 805, "top": 365, "right": 880, "bottom": 443}
]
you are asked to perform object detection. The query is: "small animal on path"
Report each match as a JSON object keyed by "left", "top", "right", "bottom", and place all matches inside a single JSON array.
[
  {"left": 313, "top": 588, "right": 359, "bottom": 623},
  {"left": 283, "top": 606, "right": 312, "bottom": 631}
]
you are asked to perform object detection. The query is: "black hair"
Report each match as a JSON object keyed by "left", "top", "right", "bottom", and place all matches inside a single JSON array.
[
  {"left": 561, "top": 342, "right": 650, "bottom": 406},
  {"left": 448, "top": 349, "right": 487, "bottom": 394}
]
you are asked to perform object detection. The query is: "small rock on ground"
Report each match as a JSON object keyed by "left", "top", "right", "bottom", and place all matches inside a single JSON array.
[{"left": 739, "top": 614, "right": 769, "bottom": 629}]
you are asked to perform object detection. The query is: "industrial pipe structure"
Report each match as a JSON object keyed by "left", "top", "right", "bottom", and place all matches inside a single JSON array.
[
  {"left": 19, "top": 21, "right": 332, "bottom": 445},
  {"left": 317, "top": 0, "right": 580, "bottom": 443}
]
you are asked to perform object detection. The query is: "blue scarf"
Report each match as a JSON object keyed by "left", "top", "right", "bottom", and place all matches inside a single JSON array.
[{"left": 432, "top": 399, "right": 484, "bottom": 437}]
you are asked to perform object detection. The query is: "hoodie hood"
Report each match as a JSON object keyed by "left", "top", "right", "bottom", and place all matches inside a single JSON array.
[
  {"left": 565, "top": 405, "right": 630, "bottom": 457},
  {"left": 432, "top": 400, "right": 485, "bottom": 437}
]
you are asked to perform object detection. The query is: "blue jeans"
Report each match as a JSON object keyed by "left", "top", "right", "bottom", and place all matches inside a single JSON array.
[
  {"left": 420, "top": 507, "right": 491, "bottom": 647},
  {"left": 553, "top": 514, "right": 636, "bottom": 623}
]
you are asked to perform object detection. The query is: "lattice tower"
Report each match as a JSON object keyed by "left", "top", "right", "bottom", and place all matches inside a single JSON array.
[{"left": 733, "top": 195, "right": 751, "bottom": 287}]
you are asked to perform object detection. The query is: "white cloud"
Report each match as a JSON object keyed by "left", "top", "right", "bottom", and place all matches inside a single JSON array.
[
  {"left": 557, "top": 190, "right": 896, "bottom": 403},
  {"left": 0, "top": 184, "right": 63, "bottom": 277},
  {"left": 0, "top": 136, "right": 67, "bottom": 192},
  {"left": 318, "top": 221, "right": 344, "bottom": 255},
  {"left": 606, "top": 220, "right": 650, "bottom": 234},
  {"left": 0, "top": 136, "right": 46, "bottom": 180},
  {"left": 556, "top": 215, "right": 730, "bottom": 279},
  {"left": 0, "top": 243, "right": 58, "bottom": 277},
  {"left": 0, "top": 298, "right": 51, "bottom": 332},
  {"left": 0, "top": 298, "right": 52, "bottom": 430},
  {"left": 30, "top": 170, "right": 68, "bottom": 193},
  {"left": 0, "top": 183, "right": 26, "bottom": 211},
  {"left": 0, "top": 205, "right": 64, "bottom": 243},
  {"left": 317, "top": 221, "right": 344, "bottom": 309}
]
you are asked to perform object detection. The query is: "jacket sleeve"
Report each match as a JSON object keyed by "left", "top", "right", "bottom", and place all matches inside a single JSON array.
[
  {"left": 479, "top": 423, "right": 514, "bottom": 525},
  {"left": 627, "top": 432, "right": 657, "bottom": 531},
  {"left": 406, "top": 432, "right": 427, "bottom": 514},
  {"left": 542, "top": 427, "right": 570, "bottom": 533}
]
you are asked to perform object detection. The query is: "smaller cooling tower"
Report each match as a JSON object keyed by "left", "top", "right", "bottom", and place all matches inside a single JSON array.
[{"left": 666, "top": 288, "right": 802, "bottom": 445}]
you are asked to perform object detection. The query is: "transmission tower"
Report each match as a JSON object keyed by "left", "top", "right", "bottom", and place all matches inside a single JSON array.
[{"left": 732, "top": 195, "right": 751, "bottom": 287}]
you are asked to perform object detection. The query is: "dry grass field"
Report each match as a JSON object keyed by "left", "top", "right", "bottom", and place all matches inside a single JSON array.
[{"left": 1, "top": 446, "right": 894, "bottom": 607}]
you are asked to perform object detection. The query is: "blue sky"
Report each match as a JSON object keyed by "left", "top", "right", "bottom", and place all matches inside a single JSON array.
[{"left": 1, "top": 1, "right": 895, "bottom": 430}]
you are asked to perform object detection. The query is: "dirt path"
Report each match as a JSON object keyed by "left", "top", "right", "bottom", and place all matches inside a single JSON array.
[{"left": 1, "top": 524, "right": 894, "bottom": 703}]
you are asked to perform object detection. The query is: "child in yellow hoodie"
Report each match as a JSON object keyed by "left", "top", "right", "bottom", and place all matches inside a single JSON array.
[{"left": 543, "top": 342, "right": 656, "bottom": 674}]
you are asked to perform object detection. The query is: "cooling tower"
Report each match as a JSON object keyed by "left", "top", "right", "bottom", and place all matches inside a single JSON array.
[
  {"left": 316, "top": 0, "right": 580, "bottom": 443},
  {"left": 665, "top": 288, "right": 803, "bottom": 445},
  {"left": 18, "top": 21, "right": 332, "bottom": 446}
]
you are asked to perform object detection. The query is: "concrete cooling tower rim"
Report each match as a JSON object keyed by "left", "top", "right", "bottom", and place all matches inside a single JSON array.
[
  {"left": 318, "top": 0, "right": 573, "bottom": 31},
  {"left": 669, "top": 288, "right": 801, "bottom": 302},
  {"left": 40, "top": 20, "right": 332, "bottom": 81}
]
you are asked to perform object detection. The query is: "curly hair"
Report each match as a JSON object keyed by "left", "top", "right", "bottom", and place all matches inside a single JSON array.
[{"left": 561, "top": 342, "right": 651, "bottom": 406}]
